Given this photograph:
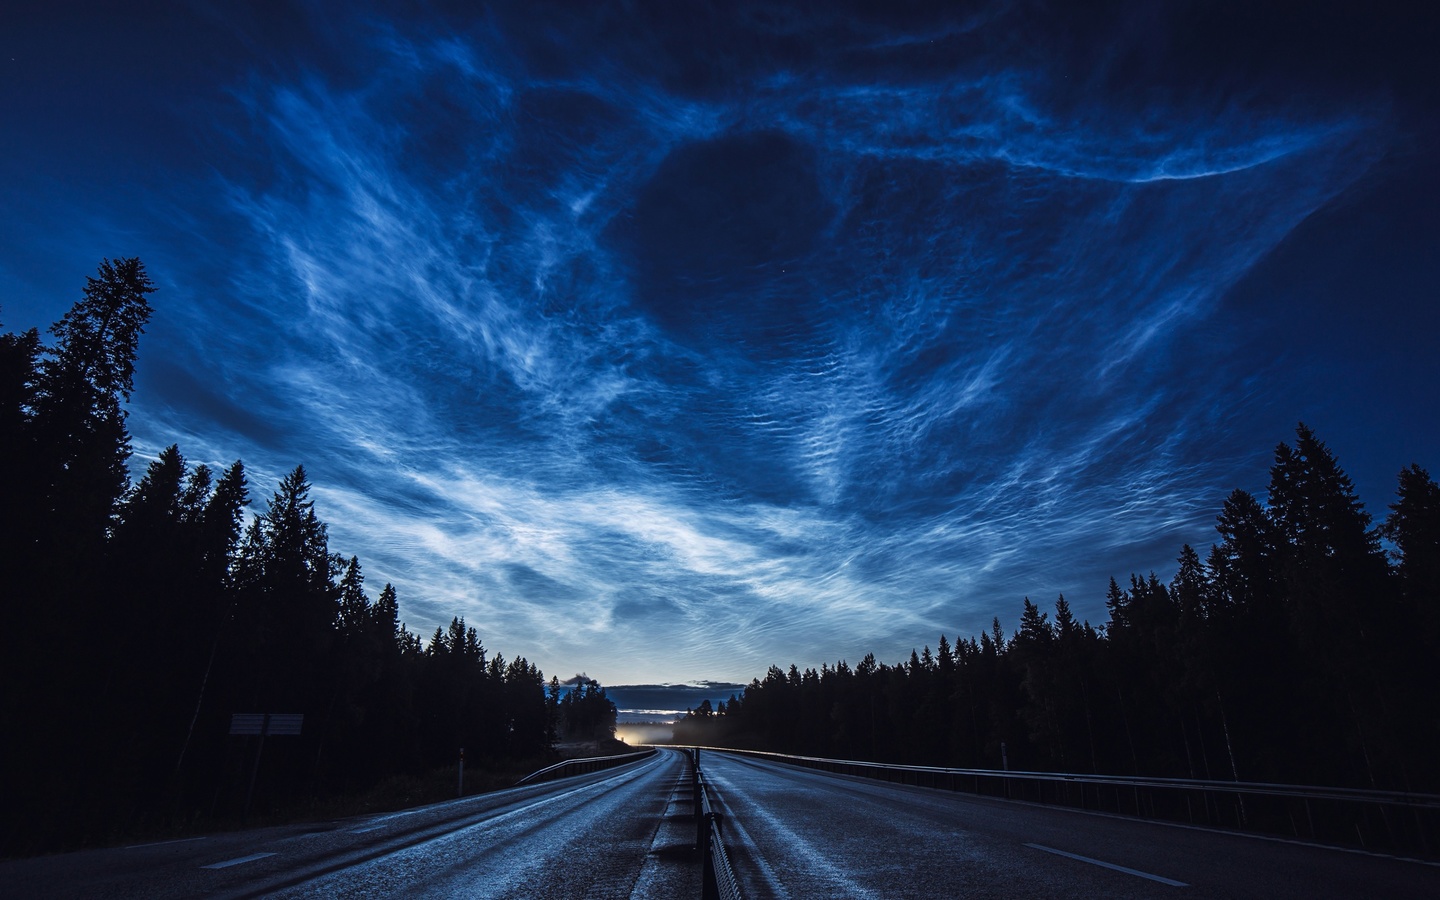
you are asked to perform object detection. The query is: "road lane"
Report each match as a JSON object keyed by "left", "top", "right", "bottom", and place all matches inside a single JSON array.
[
  {"left": 270, "top": 749, "right": 696, "bottom": 899},
  {"left": 701, "top": 751, "right": 1440, "bottom": 899},
  {"left": 0, "top": 748, "right": 700, "bottom": 899}
]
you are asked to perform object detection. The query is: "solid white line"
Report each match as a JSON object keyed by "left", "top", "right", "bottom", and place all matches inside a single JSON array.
[
  {"left": 342, "top": 756, "right": 664, "bottom": 854},
  {"left": 201, "top": 851, "right": 276, "bottom": 869},
  {"left": 124, "top": 836, "right": 207, "bottom": 849},
  {"left": 343, "top": 751, "right": 662, "bottom": 834},
  {"left": 702, "top": 780, "right": 792, "bottom": 900},
  {"left": 1025, "top": 843, "right": 1188, "bottom": 887}
]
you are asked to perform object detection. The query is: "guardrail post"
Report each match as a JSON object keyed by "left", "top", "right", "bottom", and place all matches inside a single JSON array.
[
  {"left": 693, "top": 770, "right": 703, "bottom": 828},
  {"left": 700, "top": 814, "right": 714, "bottom": 900},
  {"left": 696, "top": 793, "right": 707, "bottom": 850},
  {"left": 701, "top": 812, "right": 723, "bottom": 900}
]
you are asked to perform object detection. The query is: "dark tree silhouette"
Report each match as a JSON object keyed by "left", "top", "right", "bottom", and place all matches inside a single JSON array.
[
  {"left": 557, "top": 676, "right": 619, "bottom": 742},
  {"left": 679, "top": 423, "right": 1437, "bottom": 815},
  {"left": 1, "top": 262, "right": 558, "bottom": 854}
]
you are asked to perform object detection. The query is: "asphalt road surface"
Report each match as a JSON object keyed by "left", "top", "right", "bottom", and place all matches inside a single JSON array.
[
  {"left": 700, "top": 750, "right": 1440, "bottom": 899},
  {"left": 5, "top": 747, "right": 1437, "bottom": 898},
  {"left": 0, "top": 749, "right": 699, "bottom": 899}
]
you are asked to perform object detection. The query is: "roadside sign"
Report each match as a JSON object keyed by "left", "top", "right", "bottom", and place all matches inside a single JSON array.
[
  {"left": 228, "top": 713, "right": 305, "bottom": 822},
  {"left": 229, "top": 713, "right": 304, "bottom": 736}
]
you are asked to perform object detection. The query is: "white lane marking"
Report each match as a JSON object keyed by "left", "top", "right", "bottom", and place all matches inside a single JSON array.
[
  {"left": 1025, "top": 843, "right": 1188, "bottom": 887},
  {"left": 335, "top": 754, "right": 667, "bottom": 862},
  {"left": 124, "top": 836, "right": 207, "bottom": 849},
  {"left": 695, "top": 780, "right": 790, "bottom": 900},
  {"left": 201, "top": 851, "right": 276, "bottom": 869},
  {"left": 705, "top": 772, "right": 885, "bottom": 900},
  {"left": 341, "top": 751, "right": 664, "bottom": 835}
]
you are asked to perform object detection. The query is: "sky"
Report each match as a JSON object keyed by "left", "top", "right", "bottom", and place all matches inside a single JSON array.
[{"left": 3, "top": 1, "right": 1438, "bottom": 691}]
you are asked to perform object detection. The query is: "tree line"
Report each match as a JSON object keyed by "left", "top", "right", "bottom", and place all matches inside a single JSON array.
[
  {"left": 0, "top": 260, "right": 593, "bottom": 853},
  {"left": 676, "top": 425, "right": 1440, "bottom": 797}
]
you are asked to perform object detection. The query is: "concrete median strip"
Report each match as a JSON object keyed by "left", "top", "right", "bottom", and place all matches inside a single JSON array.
[{"left": 1024, "top": 843, "right": 1188, "bottom": 887}]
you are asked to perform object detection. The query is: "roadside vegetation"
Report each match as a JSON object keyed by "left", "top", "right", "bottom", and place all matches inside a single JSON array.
[
  {"left": 0, "top": 261, "right": 619, "bottom": 855},
  {"left": 676, "top": 425, "right": 1440, "bottom": 801}
]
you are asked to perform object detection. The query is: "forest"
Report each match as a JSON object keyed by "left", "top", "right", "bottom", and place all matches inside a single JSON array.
[
  {"left": 675, "top": 425, "right": 1440, "bottom": 799},
  {"left": 0, "top": 260, "right": 616, "bottom": 854}
]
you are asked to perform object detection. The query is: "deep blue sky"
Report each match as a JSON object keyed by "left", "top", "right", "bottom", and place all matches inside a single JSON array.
[{"left": 3, "top": 1, "right": 1437, "bottom": 686}]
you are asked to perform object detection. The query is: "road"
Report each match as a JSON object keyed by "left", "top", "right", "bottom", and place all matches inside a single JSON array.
[
  {"left": 700, "top": 750, "right": 1440, "bottom": 899},
  {"left": 6, "top": 747, "right": 1438, "bottom": 898},
  {"left": 0, "top": 749, "right": 699, "bottom": 899}
]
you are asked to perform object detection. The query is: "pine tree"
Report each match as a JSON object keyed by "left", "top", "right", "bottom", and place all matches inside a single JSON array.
[
  {"left": 1053, "top": 595, "right": 1077, "bottom": 639},
  {"left": 34, "top": 258, "right": 155, "bottom": 551},
  {"left": 337, "top": 556, "right": 370, "bottom": 637},
  {"left": 1267, "top": 425, "right": 1395, "bottom": 787},
  {"left": 1, "top": 262, "right": 155, "bottom": 852},
  {"left": 0, "top": 325, "right": 42, "bottom": 556},
  {"left": 1380, "top": 464, "right": 1440, "bottom": 781},
  {"left": 1383, "top": 465, "right": 1440, "bottom": 621},
  {"left": 1269, "top": 425, "right": 1385, "bottom": 569},
  {"left": 200, "top": 461, "right": 248, "bottom": 585},
  {"left": 373, "top": 583, "right": 401, "bottom": 646},
  {"left": 1104, "top": 576, "right": 1129, "bottom": 632},
  {"left": 1016, "top": 597, "right": 1053, "bottom": 648},
  {"left": 230, "top": 465, "right": 340, "bottom": 711},
  {"left": 1170, "top": 544, "right": 1208, "bottom": 622},
  {"left": 0, "top": 324, "right": 41, "bottom": 443},
  {"left": 1210, "top": 489, "right": 1280, "bottom": 611}
]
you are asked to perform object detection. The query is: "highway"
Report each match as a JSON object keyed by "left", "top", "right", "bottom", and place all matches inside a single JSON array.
[
  {"left": 701, "top": 750, "right": 1440, "bottom": 898},
  {"left": 4, "top": 746, "right": 1438, "bottom": 898}
]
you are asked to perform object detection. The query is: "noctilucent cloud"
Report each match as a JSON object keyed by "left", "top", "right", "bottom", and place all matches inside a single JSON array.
[{"left": 3, "top": 2, "right": 1437, "bottom": 687}]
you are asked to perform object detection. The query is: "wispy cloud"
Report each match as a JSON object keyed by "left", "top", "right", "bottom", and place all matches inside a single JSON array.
[{"left": 110, "top": 6, "right": 1393, "bottom": 682}]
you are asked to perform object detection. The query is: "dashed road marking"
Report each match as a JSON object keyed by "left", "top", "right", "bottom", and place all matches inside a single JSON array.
[
  {"left": 124, "top": 836, "right": 207, "bottom": 849},
  {"left": 201, "top": 851, "right": 276, "bottom": 869},
  {"left": 1025, "top": 843, "right": 1188, "bottom": 887}
]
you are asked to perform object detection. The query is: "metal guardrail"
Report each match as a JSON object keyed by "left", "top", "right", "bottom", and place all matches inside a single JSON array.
[
  {"left": 517, "top": 747, "right": 742, "bottom": 897},
  {"left": 515, "top": 748, "right": 656, "bottom": 785},
  {"left": 684, "top": 745, "right": 1440, "bottom": 858},
  {"left": 690, "top": 748, "right": 742, "bottom": 900}
]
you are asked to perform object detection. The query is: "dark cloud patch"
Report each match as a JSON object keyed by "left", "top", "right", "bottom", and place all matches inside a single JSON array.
[
  {"left": 138, "top": 357, "right": 289, "bottom": 450},
  {"left": 611, "top": 594, "right": 682, "bottom": 622},
  {"left": 611, "top": 130, "right": 833, "bottom": 351},
  {"left": 392, "top": 70, "right": 512, "bottom": 185},
  {"left": 508, "top": 88, "right": 629, "bottom": 185},
  {"left": 1150, "top": 1, "right": 1440, "bottom": 114},
  {"left": 500, "top": 563, "right": 585, "bottom": 603},
  {"left": 1022, "top": 0, "right": 1440, "bottom": 121}
]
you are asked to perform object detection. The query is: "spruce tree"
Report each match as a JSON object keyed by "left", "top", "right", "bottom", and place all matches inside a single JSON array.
[
  {"left": 1383, "top": 464, "right": 1440, "bottom": 619},
  {"left": 230, "top": 465, "right": 339, "bottom": 711},
  {"left": 1267, "top": 425, "right": 1395, "bottom": 787},
  {"left": 35, "top": 258, "right": 155, "bottom": 553}
]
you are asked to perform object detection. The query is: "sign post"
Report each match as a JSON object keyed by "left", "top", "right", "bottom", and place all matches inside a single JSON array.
[
  {"left": 458, "top": 747, "right": 465, "bottom": 798},
  {"left": 229, "top": 713, "right": 304, "bottom": 822}
]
